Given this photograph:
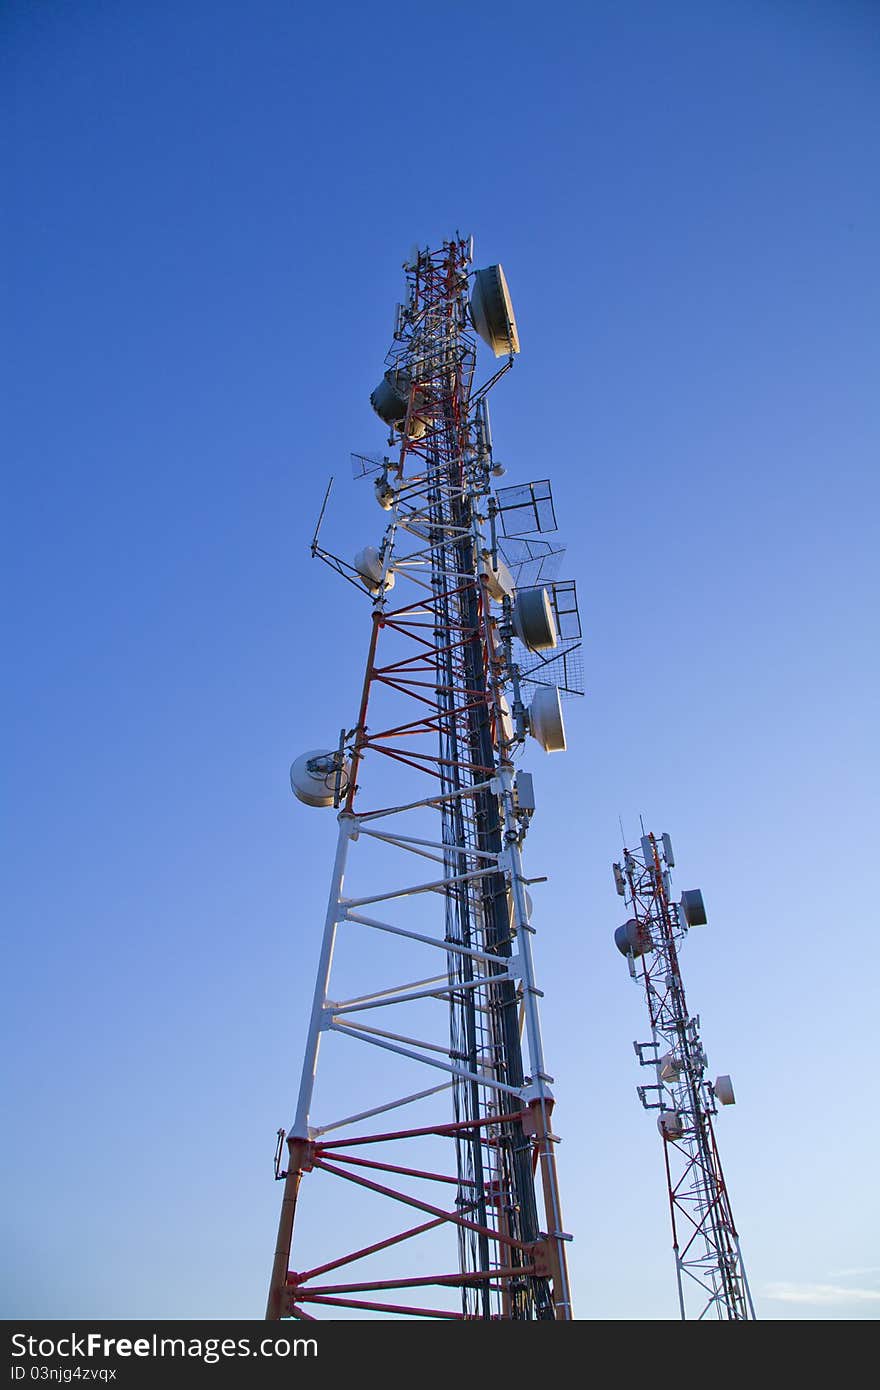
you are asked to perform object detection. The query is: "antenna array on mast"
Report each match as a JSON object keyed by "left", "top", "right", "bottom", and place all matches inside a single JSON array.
[{"left": 266, "top": 236, "right": 583, "bottom": 1321}]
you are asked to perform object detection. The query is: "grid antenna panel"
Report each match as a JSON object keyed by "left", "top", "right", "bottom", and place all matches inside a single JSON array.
[
  {"left": 515, "top": 580, "right": 585, "bottom": 699},
  {"left": 495, "top": 479, "right": 557, "bottom": 536},
  {"left": 351, "top": 451, "right": 388, "bottom": 479},
  {"left": 518, "top": 643, "right": 585, "bottom": 700},
  {"left": 497, "top": 536, "right": 565, "bottom": 590}
]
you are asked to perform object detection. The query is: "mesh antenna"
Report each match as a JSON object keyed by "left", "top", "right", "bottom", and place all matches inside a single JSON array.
[
  {"left": 547, "top": 579, "right": 580, "bottom": 640},
  {"left": 515, "top": 580, "right": 585, "bottom": 699},
  {"left": 496, "top": 536, "right": 565, "bottom": 589},
  {"left": 495, "top": 479, "right": 557, "bottom": 536},
  {"left": 350, "top": 450, "right": 388, "bottom": 479}
]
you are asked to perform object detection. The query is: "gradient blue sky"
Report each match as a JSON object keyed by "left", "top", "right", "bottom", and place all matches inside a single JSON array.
[{"left": 3, "top": 0, "right": 879, "bottom": 1321}]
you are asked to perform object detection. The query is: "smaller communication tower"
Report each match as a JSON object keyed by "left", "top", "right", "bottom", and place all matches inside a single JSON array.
[{"left": 613, "top": 831, "right": 755, "bottom": 1321}]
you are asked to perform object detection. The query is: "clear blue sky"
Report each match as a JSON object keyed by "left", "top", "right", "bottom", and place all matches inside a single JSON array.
[{"left": 3, "top": 0, "right": 878, "bottom": 1320}]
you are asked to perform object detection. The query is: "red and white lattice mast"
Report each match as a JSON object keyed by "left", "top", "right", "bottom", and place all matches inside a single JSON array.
[
  {"left": 613, "top": 831, "right": 756, "bottom": 1320},
  {"left": 266, "top": 236, "right": 583, "bottom": 1320}
]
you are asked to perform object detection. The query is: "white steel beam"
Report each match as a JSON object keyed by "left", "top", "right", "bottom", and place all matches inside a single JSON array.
[
  {"left": 329, "top": 1021, "right": 526, "bottom": 1098},
  {"left": 312, "top": 1081, "right": 453, "bottom": 1138},
  {"left": 343, "top": 910, "right": 515, "bottom": 968}
]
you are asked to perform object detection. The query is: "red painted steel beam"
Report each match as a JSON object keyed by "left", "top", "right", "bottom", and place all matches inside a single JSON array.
[
  {"left": 296, "top": 1202, "right": 484, "bottom": 1283},
  {"left": 321, "top": 1150, "right": 478, "bottom": 1187},
  {"left": 316, "top": 1108, "right": 526, "bottom": 1149},
  {"left": 313, "top": 1157, "right": 531, "bottom": 1252},
  {"left": 298, "top": 1266, "right": 534, "bottom": 1297},
  {"left": 296, "top": 1295, "right": 468, "bottom": 1319}
]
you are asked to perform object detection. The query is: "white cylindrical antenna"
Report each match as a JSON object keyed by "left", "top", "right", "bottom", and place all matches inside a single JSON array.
[
  {"left": 528, "top": 685, "right": 566, "bottom": 752},
  {"left": 714, "top": 1075, "right": 736, "bottom": 1105},
  {"left": 680, "top": 889, "right": 707, "bottom": 926},
  {"left": 514, "top": 588, "right": 558, "bottom": 652},
  {"left": 614, "top": 917, "right": 654, "bottom": 957},
  {"left": 354, "top": 545, "right": 396, "bottom": 596},
  {"left": 659, "top": 1052, "right": 683, "bottom": 1082},
  {"left": 290, "top": 750, "right": 349, "bottom": 808},
  {"left": 370, "top": 370, "right": 427, "bottom": 440},
  {"left": 469, "top": 264, "right": 520, "bottom": 357},
  {"left": 657, "top": 1111, "right": 684, "bottom": 1141}
]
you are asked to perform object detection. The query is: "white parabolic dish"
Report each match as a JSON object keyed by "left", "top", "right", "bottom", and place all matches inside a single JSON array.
[
  {"left": 354, "top": 545, "right": 396, "bottom": 596},
  {"left": 469, "top": 264, "right": 521, "bottom": 358},
  {"left": 513, "top": 587, "right": 558, "bottom": 652},
  {"left": 680, "top": 888, "right": 707, "bottom": 927},
  {"left": 290, "top": 749, "right": 346, "bottom": 808},
  {"left": 658, "top": 1111, "right": 684, "bottom": 1140},
  {"left": 529, "top": 685, "right": 566, "bottom": 753},
  {"left": 714, "top": 1075, "right": 736, "bottom": 1106}
]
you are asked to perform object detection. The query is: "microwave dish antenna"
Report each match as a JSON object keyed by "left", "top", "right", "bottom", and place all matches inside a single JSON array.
[
  {"left": 513, "top": 579, "right": 586, "bottom": 700},
  {"left": 513, "top": 587, "right": 558, "bottom": 652},
  {"left": 290, "top": 749, "right": 350, "bottom": 808},
  {"left": 353, "top": 545, "right": 395, "bottom": 596},
  {"left": 528, "top": 686, "right": 567, "bottom": 753},
  {"left": 469, "top": 264, "right": 520, "bottom": 357},
  {"left": 370, "top": 369, "right": 428, "bottom": 439}
]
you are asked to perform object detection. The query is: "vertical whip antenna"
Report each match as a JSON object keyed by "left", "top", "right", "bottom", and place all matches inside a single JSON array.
[{"left": 310, "top": 476, "right": 334, "bottom": 554}]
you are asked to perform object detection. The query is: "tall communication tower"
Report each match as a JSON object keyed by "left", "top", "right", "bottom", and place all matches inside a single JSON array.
[
  {"left": 613, "top": 831, "right": 755, "bottom": 1320},
  {"left": 266, "top": 236, "right": 584, "bottom": 1321}
]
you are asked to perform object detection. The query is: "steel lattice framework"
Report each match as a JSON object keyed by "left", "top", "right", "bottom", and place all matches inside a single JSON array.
[
  {"left": 615, "top": 832, "right": 755, "bottom": 1320},
  {"left": 266, "top": 237, "right": 574, "bottom": 1320}
]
